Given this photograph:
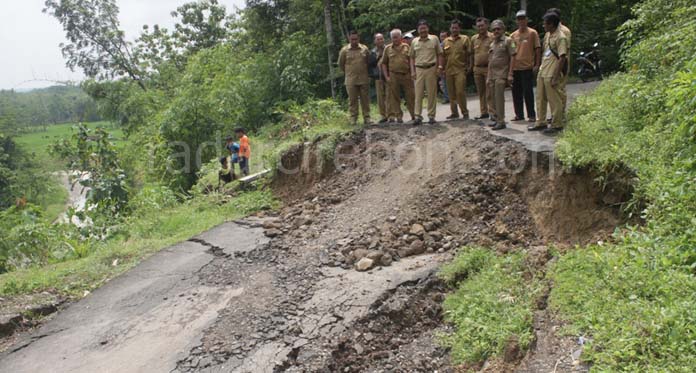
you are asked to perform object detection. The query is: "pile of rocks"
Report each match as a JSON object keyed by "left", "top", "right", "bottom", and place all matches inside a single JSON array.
[{"left": 323, "top": 217, "right": 459, "bottom": 271}]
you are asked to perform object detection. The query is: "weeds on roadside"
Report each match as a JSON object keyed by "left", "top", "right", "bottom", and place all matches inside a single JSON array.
[{"left": 439, "top": 247, "right": 543, "bottom": 365}]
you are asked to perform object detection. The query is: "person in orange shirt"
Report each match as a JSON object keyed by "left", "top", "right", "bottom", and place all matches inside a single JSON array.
[
  {"left": 510, "top": 10, "right": 541, "bottom": 122},
  {"left": 235, "top": 127, "right": 251, "bottom": 176}
]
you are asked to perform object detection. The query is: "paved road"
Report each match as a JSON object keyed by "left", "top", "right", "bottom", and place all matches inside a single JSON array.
[
  {"left": 0, "top": 223, "right": 268, "bottom": 373},
  {"left": 434, "top": 81, "right": 599, "bottom": 152}
]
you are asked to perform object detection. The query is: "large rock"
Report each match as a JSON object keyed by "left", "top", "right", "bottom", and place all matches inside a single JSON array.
[
  {"left": 352, "top": 248, "right": 369, "bottom": 261},
  {"left": 409, "top": 240, "right": 426, "bottom": 255},
  {"left": 264, "top": 229, "right": 283, "bottom": 238},
  {"left": 366, "top": 250, "right": 384, "bottom": 261},
  {"left": 355, "top": 258, "right": 375, "bottom": 271},
  {"left": 380, "top": 253, "right": 393, "bottom": 266},
  {"left": 409, "top": 224, "right": 426, "bottom": 237}
]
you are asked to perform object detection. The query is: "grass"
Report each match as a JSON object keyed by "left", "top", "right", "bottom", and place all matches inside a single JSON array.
[
  {"left": 14, "top": 121, "right": 125, "bottom": 172},
  {"left": 0, "top": 189, "right": 277, "bottom": 297},
  {"left": 439, "top": 247, "right": 543, "bottom": 365},
  {"left": 0, "top": 101, "right": 354, "bottom": 299},
  {"left": 548, "top": 33, "right": 696, "bottom": 370},
  {"left": 549, "top": 243, "right": 696, "bottom": 372},
  {"left": 12, "top": 121, "right": 125, "bottom": 221}
]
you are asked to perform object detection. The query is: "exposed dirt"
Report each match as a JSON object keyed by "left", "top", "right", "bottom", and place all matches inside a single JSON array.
[
  {"left": 172, "top": 122, "right": 625, "bottom": 372},
  {"left": 1, "top": 120, "right": 627, "bottom": 372}
]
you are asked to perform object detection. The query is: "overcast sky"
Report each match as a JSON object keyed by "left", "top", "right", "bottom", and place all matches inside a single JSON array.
[{"left": 0, "top": 0, "right": 245, "bottom": 90}]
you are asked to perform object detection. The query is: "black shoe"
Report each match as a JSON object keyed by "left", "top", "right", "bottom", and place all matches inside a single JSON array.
[
  {"left": 474, "top": 114, "right": 490, "bottom": 120},
  {"left": 511, "top": 116, "right": 524, "bottom": 122},
  {"left": 492, "top": 122, "right": 507, "bottom": 130},
  {"left": 528, "top": 124, "right": 547, "bottom": 131},
  {"left": 446, "top": 114, "right": 460, "bottom": 120},
  {"left": 409, "top": 118, "right": 423, "bottom": 125},
  {"left": 461, "top": 114, "right": 470, "bottom": 120},
  {"left": 428, "top": 117, "right": 437, "bottom": 124},
  {"left": 397, "top": 118, "right": 404, "bottom": 124},
  {"left": 542, "top": 127, "right": 563, "bottom": 135},
  {"left": 378, "top": 118, "right": 388, "bottom": 123},
  {"left": 487, "top": 121, "right": 497, "bottom": 127}
]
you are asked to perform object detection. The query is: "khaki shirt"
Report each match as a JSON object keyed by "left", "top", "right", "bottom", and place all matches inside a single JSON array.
[
  {"left": 472, "top": 32, "right": 494, "bottom": 73},
  {"left": 488, "top": 35, "right": 516, "bottom": 80},
  {"left": 539, "top": 28, "right": 569, "bottom": 78},
  {"left": 510, "top": 28, "right": 541, "bottom": 70},
  {"left": 560, "top": 23, "right": 572, "bottom": 48},
  {"left": 338, "top": 43, "right": 370, "bottom": 85},
  {"left": 409, "top": 34, "right": 442, "bottom": 67},
  {"left": 443, "top": 35, "right": 472, "bottom": 74},
  {"left": 381, "top": 42, "right": 411, "bottom": 74}
]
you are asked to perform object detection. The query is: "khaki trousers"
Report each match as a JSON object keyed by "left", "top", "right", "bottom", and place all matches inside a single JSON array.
[
  {"left": 388, "top": 72, "right": 415, "bottom": 120},
  {"left": 414, "top": 66, "right": 438, "bottom": 119},
  {"left": 346, "top": 84, "right": 371, "bottom": 123},
  {"left": 375, "top": 79, "right": 388, "bottom": 120},
  {"left": 536, "top": 76, "right": 564, "bottom": 128},
  {"left": 488, "top": 78, "right": 507, "bottom": 123},
  {"left": 474, "top": 71, "right": 495, "bottom": 117},
  {"left": 560, "top": 74, "right": 569, "bottom": 111},
  {"left": 445, "top": 72, "right": 469, "bottom": 117}
]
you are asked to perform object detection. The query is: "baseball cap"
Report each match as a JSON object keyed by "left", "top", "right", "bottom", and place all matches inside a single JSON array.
[{"left": 516, "top": 10, "right": 527, "bottom": 18}]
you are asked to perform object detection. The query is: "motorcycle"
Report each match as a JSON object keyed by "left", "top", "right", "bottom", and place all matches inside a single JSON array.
[{"left": 577, "top": 42, "right": 603, "bottom": 82}]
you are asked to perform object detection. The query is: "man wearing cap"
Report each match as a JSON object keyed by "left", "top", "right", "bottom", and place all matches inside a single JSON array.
[
  {"left": 338, "top": 30, "right": 372, "bottom": 125},
  {"left": 371, "top": 33, "right": 388, "bottom": 123},
  {"left": 442, "top": 19, "right": 472, "bottom": 120},
  {"left": 510, "top": 10, "right": 541, "bottom": 123},
  {"left": 487, "top": 19, "right": 516, "bottom": 130},
  {"left": 403, "top": 31, "right": 414, "bottom": 45},
  {"left": 409, "top": 20, "right": 443, "bottom": 125},
  {"left": 471, "top": 17, "right": 495, "bottom": 120},
  {"left": 381, "top": 28, "right": 415, "bottom": 123},
  {"left": 531, "top": 12, "right": 568, "bottom": 134}
]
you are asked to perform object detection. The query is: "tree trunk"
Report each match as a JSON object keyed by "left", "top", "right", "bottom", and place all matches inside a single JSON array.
[
  {"left": 323, "top": 0, "right": 336, "bottom": 99},
  {"left": 478, "top": 0, "right": 485, "bottom": 17},
  {"left": 521, "top": 0, "right": 528, "bottom": 11}
]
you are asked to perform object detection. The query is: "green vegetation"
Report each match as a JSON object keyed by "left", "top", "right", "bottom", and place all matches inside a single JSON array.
[
  {"left": 440, "top": 1, "right": 695, "bottom": 371},
  {"left": 0, "top": 86, "right": 100, "bottom": 134},
  {"left": 549, "top": 0, "right": 696, "bottom": 371},
  {"left": 440, "top": 247, "right": 543, "bottom": 364},
  {"left": 0, "top": 189, "right": 276, "bottom": 296},
  {"left": 14, "top": 121, "right": 124, "bottom": 171},
  {"left": 9, "top": 121, "right": 125, "bottom": 222}
]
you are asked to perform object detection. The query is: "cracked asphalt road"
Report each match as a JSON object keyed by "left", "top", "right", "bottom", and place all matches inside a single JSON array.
[{"left": 0, "top": 223, "right": 267, "bottom": 373}]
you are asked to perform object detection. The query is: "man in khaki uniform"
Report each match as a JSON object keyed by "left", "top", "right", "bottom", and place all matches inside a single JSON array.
[
  {"left": 409, "top": 20, "right": 443, "bottom": 125},
  {"left": 338, "top": 30, "right": 371, "bottom": 125},
  {"left": 471, "top": 17, "right": 495, "bottom": 120},
  {"left": 380, "top": 29, "right": 415, "bottom": 123},
  {"left": 531, "top": 12, "right": 569, "bottom": 134},
  {"left": 442, "top": 19, "right": 472, "bottom": 120},
  {"left": 487, "top": 19, "right": 516, "bottom": 130},
  {"left": 371, "top": 33, "right": 388, "bottom": 123},
  {"left": 549, "top": 8, "right": 572, "bottom": 113},
  {"left": 510, "top": 10, "right": 541, "bottom": 122}
]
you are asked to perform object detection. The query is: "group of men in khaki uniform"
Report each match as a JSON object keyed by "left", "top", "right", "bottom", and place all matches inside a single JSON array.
[{"left": 338, "top": 8, "right": 571, "bottom": 133}]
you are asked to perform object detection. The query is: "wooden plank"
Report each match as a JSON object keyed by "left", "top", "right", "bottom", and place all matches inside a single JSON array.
[{"left": 239, "top": 169, "right": 271, "bottom": 183}]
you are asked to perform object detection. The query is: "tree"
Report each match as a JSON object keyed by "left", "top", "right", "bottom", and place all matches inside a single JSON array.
[
  {"left": 170, "top": 0, "right": 231, "bottom": 53},
  {"left": 44, "top": 0, "right": 146, "bottom": 90}
]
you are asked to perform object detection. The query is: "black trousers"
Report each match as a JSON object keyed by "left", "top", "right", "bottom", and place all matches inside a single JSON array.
[{"left": 512, "top": 69, "right": 536, "bottom": 119}]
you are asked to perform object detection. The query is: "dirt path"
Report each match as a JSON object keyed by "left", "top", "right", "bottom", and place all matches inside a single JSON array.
[{"left": 1, "top": 82, "right": 616, "bottom": 373}]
